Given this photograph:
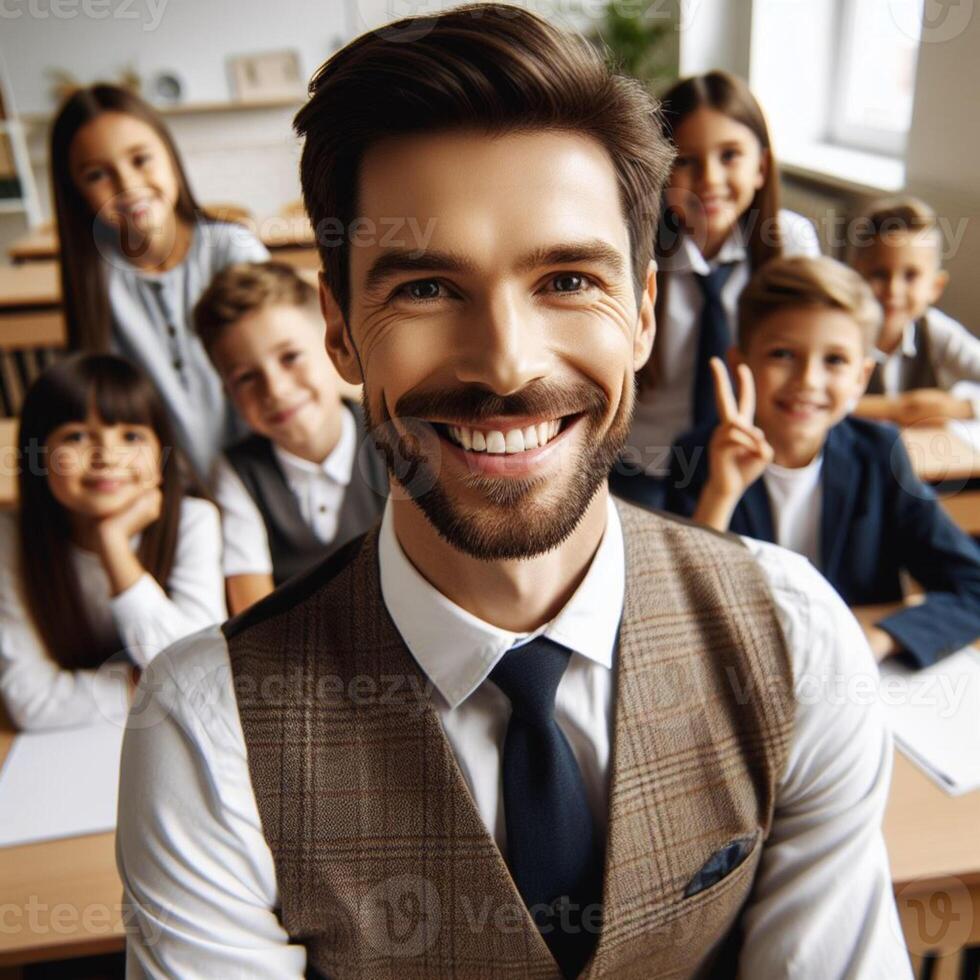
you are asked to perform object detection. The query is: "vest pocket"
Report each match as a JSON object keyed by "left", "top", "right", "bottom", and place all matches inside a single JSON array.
[{"left": 683, "top": 831, "right": 761, "bottom": 899}]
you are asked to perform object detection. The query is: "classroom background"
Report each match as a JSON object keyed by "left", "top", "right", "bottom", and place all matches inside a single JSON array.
[{"left": 0, "top": 1, "right": 978, "bottom": 978}]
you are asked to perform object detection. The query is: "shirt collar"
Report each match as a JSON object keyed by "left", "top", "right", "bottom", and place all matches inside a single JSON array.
[
  {"left": 662, "top": 223, "right": 748, "bottom": 276},
  {"left": 378, "top": 495, "right": 625, "bottom": 709},
  {"left": 271, "top": 403, "right": 356, "bottom": 487},
  {"left": 874, "top": 320, "right": 919, "bottom": 363}
]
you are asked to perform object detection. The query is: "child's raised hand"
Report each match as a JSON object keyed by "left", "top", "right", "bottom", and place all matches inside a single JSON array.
[{"left": 706, "top": 357, "right": 773, "bottom": 498}]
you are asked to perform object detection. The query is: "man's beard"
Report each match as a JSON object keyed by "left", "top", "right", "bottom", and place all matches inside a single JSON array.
[{"left": 363, "top": 378, "right": 634, "bottom": 561}]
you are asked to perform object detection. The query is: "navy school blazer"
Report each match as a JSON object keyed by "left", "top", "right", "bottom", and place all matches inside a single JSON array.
[{"left": 661, "top": 416, "right": 980, "bottom": 668}]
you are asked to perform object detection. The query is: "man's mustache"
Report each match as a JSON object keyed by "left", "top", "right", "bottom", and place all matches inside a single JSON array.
[{"left": 391, "top": 379, "right": 608, "bottom": 426}]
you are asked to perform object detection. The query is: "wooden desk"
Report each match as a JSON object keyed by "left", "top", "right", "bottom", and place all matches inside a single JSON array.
[
  {"left": 7, "top": 226, "right": 57, "bottom": 264},
  {"left": 0, "top": 721, "right": 125, "bottom": 968},
  {"left": 0, "top": 262, "right": 60, "bottom": 310},
  {"left": 942, "top": 491, "right": 980, "bottom": 537},
  {"left": 902, "top": 424, "right": 980, "bottom": 484},
  {"left": 0, "top": 418, "right": 16, "bottom": 509},
  {"left": 887, "top": 751, "right": 980, "bottom": 972},
  {"left": 0, "top": 264, "right": 65, "bottom": 420}
]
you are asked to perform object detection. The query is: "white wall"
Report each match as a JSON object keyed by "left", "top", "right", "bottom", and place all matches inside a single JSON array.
[
  {"left": 679, "top": 0, "right": 751, "bottom": 78},
  {"left": 904, "top": 7, "right": 980, "bottom": 329},
  {"left": 0, "top": 0, "right": 353, "bottom": 113}
]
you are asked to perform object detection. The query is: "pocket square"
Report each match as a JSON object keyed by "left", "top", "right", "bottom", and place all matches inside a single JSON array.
[{"left": 683, "top": 834, "right": 759, "bottom": 898}]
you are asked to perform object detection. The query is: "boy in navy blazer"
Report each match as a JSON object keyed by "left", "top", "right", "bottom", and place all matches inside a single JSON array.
[{"left": 663, "top": 255, "right": 980, "bottom": 667}]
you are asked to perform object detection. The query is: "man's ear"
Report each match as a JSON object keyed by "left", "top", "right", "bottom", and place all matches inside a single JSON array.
[
  {"left": 930, "top": 268, "right": 950, "bottom": 305},
  {"left": 633, "top": 260, "right": 658, "bottom": 372},
  {"left": 320, "top": 275, "right": 363, "bottom": 385}
]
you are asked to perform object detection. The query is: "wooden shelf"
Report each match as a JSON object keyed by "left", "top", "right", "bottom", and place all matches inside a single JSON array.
[{"left": 22, "top": 95, "right": 305, "bottom": 127}]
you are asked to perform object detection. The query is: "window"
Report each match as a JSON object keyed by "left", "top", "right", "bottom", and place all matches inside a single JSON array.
[{"left": 828, "top": 0, "right": 923, "bottom": 157}]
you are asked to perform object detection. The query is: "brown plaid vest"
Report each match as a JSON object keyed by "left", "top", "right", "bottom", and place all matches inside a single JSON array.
[{"left": 227, "top": 500, "right": 795, "bottom": 978}]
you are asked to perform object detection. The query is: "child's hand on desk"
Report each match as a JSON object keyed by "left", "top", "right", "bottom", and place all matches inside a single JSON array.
[
  {"left": 850, "top": 605, "right": 902, "bottom": 662},
  {"left": 693, "top": 358, "right": 773, "bottom": 531},
  {"left": 856, "top": 390, "right": 973, "bottom": 425},
  {"left": 894, "top": 389, "right": 973, "bottom": 425}
]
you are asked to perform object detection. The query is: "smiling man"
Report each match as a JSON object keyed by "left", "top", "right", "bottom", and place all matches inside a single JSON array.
[{"left": 117, "top": 6, "right": 911, "bottom": 978}]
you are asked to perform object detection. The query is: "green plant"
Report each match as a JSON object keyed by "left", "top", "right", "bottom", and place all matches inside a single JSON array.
[{"left": 587, "top": 0, "right": 678, "bottom": 90}]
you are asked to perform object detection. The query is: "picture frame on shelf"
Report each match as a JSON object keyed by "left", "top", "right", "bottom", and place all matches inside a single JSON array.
[{"left": 227, "top": 50, "right": 304, "bottom": 104}]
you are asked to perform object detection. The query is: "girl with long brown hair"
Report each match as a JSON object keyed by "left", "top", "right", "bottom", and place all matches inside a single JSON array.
[
  {"left": 0, "top": 354, "right": 226, "bottom": 730},
  {"left": 50, "top": 84, "right": 268, "bottom": 482},
  {"left": 613, "top": 71, "right": 821, "bottom": 507}
]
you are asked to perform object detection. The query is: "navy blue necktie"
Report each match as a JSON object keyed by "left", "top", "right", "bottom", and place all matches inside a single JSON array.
[
  {"left": 490, "top": 636, "right": 603, "bottom": 979},
  {"left": 692, "top": 263, "right": 736, "bottom": 428}
]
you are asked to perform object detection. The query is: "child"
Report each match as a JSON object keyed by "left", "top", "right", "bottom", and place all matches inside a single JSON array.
[
  {"left": 194, "top": 262, "right": 387, "bottom": 613},
  {"left": 50, "top": 84, "right": 270, "bottom": 483},
  {"left": 664, "top": 255, "right": 980, "bottom": 668},
  {"left": 613, "top": 70, "right": 820, "bottom": 508},
  {"left": 0, "top": 354, "right": 227, "bottom": 730},
  {"left": 851, "top": 196, "right": 980, "bottom": 425}
]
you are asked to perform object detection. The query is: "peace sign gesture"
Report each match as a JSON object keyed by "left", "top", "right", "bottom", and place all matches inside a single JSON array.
[{"left": 706, "top": 356, "right": 773, "bottom": 497}]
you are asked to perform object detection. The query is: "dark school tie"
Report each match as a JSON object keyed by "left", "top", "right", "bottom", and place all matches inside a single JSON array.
[
  {"left": 489, "top": 636, "right": 604, "bottom": 978},
  {"left": 692, "top": 263, "right": 737, "bottom": 428}
]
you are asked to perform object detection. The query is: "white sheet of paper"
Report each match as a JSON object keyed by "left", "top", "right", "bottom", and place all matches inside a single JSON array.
[
  {"left": 0, "top": 721, "right": 125, "bottom": 847},
  {"left": 879, "top": 645, "right": 980, "bottom": 796}
]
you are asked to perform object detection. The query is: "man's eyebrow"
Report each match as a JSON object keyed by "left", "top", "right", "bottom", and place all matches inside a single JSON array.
[
  {"left": 363, "top": 250, "right": 477, "bottom": 293},
  {"left": 513, "top": 240, "right": 626, "bottom": 276}
]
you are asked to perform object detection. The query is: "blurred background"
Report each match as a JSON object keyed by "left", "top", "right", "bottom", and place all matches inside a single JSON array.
[{"left": 0, "top": 0, "right": 977, "bottom": 328}]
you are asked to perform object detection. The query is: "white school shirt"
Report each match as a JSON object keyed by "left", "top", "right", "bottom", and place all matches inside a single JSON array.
[
  {"left": 0, "top": 498, "right": 226, "bottom": 731},
  {"left": 627, "top": 209, "right": 821, "bottom": 475},
  {"left": 106, "top": 220, "right": 269, "bottom": 483},
  {"left": 875, "top": 306, "right": 980, "bottom": 418},
  {"left": 212, "top": 404, "right": 358, "bottom": 577},
  {"left": 762, "top": 455, "right": 824, "bottom": 566},
  {"left": 117, "top": 495, "right": 911, "bottom": 979}
]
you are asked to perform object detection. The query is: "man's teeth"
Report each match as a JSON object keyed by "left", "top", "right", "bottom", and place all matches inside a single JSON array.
[{"left": 447, "top": 420, "right": 561, "bottom": 454}]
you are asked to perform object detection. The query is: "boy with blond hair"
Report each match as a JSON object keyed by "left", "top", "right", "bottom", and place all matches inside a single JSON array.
[
  {"left": 850, "top": 195, "right": 980, "bottom": 425},
  {"left": 666, "top": 254, "right": 980, "bottom": 667},
  {"left": 195, "top": 261, "right": 386, "bottom": 612}
]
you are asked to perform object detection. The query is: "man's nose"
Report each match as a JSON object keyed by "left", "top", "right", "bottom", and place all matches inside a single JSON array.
[{"left": 454, "top": 290, "right": 549, "bottom": 395}]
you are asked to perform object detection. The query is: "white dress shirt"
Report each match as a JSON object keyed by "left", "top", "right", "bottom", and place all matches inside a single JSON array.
[
  {"left": 0, "top": 498, "right": 226, "bottom": 731},
  {"left": 212, "top": 404, "right": 358, "bottom": 577},
  {"left": 627, "top": 209, "right": 821, "bottom": 474},
  {"left": 117, "top": 495, "right": 911, "bottom": 979},
  {"left": 763, "top": 455, "right": 824, "bottom": 566},
  {"left": 875, "top": 306, "right": 980, "bottom": 418}
]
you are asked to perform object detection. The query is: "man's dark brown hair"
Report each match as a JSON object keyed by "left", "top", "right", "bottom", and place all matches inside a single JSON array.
[{"left": 294, "top": 2, "right": 674, "bottom": 319}]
